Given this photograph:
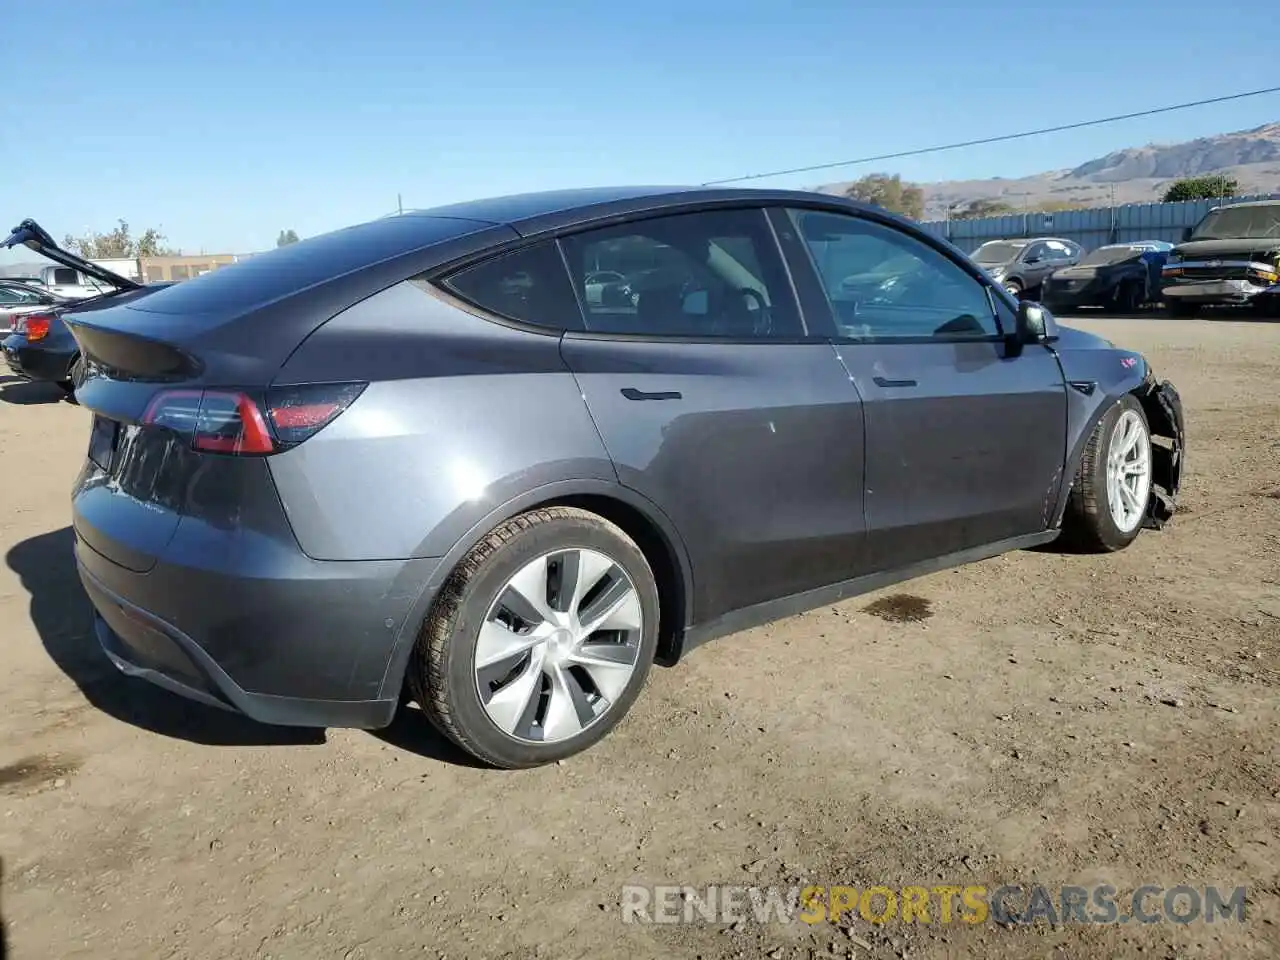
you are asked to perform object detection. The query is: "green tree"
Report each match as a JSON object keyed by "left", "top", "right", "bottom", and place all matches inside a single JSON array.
[
  {"left": 1162, "top": 175, "right": 1239, "bottom": 203},
  {"left": 843, "top": 173, "right": 926, "bottom": 220},
  {"left": 64, "top": 219, "right": 178, "bottom": 258},
  {"left": 276, "top": 229, "right": 300, "bottom": 247}
]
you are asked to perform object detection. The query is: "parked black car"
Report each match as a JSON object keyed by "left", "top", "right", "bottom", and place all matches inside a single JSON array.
[
  {"left": 1040, "top": 241, "right": 1174, "bottom": 313},
  {"left": 1, "top": 221, "right": 169, "bottom": 392},
  {"left": 969, "top": 237, "right": 1083, "bottom": 298},
  {"left": 1161, "top": 200, "right": 1280, "bottom": 317}
]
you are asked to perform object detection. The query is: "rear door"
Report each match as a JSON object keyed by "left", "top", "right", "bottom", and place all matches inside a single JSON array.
[
  {"left": 782, "top": 207, "right": 1068, "bottom": 571},
  {"left": 556, "top": 207, "right": 868, "bottom": 625}
]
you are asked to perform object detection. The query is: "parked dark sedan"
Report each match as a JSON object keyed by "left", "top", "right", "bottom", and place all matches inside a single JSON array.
[
  {"left": 12, "top": 187, "right": 1185, "bottom": 769},
  {"left": 2, "top": 221, "right": 170, "bottom": 392},
  {"left": 1040, "top": 241, "right": 1174, "bottom": 313},
  {"left": 969, "top": 237, "right": 1083, "bottom": 298}
]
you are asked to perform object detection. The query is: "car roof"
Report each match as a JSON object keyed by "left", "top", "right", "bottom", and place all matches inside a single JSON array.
[
  {"left": 1210, "top": 199, "right": 1280, "bottom": 209},
  {"left": 393, "top": 185, "right": 882, "bottom": 237}
]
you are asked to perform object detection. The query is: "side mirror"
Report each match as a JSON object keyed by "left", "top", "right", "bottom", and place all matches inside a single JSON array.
[
  {"left": 1015, "top": 300, "right": 1048, "bottom": 343},
  {"left": 1181, "top": 227, "right": 1193, "bottom": 242},
  {"left": 1023, "top": 254, "right": 1042, "bottom": 265}
]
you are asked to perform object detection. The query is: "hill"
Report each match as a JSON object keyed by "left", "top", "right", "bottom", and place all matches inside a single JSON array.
[{"left": 817, "top": 121, "right": 1280, "bottom": 220}]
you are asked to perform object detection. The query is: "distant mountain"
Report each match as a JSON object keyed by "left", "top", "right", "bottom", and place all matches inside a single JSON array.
[{"left": 817, "top": 122, "right": 1280, "bottom": 220}]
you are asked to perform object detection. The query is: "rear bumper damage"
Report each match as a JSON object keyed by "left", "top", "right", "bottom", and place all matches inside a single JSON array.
[{"left": 1137, "top": 374, "right": 1185, "bottom": 530}]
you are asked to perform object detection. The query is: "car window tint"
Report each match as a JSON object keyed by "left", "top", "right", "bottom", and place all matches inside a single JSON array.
[
  {"left": 559, "top": 208, "right": 803, "bottom": 339},
  {"left": 442, "top": 240, "right": 582, "bottom": 331},
  {"left": 788, "top": 209, "right": 998, "bottom": 340}
]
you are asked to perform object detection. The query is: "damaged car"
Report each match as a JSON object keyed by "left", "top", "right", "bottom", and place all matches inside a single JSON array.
[
  {"left": 1161, "top": 199, "right": 1280, "bottom": 316},
  {"left": 36, "top": 187, "right": 1185, "bottom": 768},
  {"left": 1040, "top": 241, "right": 1172, "bottom": 313},
  {"left": 2, "top": 220, "right": 171, "bottom": 392}
]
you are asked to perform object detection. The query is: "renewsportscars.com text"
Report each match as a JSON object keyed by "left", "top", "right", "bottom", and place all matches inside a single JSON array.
[{"left": 620, "top": 883, "right": 1246, "bottom": 926}]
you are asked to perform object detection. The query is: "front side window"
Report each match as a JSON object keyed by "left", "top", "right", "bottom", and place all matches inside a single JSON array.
[
  {"left": 559, "top": 208, "right": 803, "bottom": 339},
  {"left": 789, "top": 209, "right": 998, "bottom": 340},
  {"left": 441, "top": 240, "right": 581, "bottom": 331}
]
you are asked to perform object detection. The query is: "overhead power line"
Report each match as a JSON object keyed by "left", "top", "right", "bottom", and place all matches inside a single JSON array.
[{"left": 701, "top": 85, "right": 1280, "bottom": 186}]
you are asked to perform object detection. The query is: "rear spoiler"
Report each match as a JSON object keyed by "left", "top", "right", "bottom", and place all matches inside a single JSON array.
[{"left": 1, "top": 219, "right": 143, "bottom": 291}]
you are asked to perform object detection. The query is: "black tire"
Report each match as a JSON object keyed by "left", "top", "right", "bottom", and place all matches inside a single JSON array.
[
  {"left": 1059, "top": 395, "right": 1151, "bottom": 553},
  {"left": 408, "top": 506, "right": 660, "bottom": 768},
  {"left": 1003, "top": 279, "right": 1023, "bottom": 299},
  {"left": 1165, "top": 300, "right": 1198, "bottom": 319},
  {"left": 1111, "top": 280, "right": 1142, "bottom": 314}
]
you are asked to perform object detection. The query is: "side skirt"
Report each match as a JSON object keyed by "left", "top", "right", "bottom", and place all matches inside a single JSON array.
[{"left": 677, "top": 529, "right": 1059, "bottom": 658}]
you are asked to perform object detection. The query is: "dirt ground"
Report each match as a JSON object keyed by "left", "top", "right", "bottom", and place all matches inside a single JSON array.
[{"left": 1, "top": 316, "right": 1277, "bottom": 960}]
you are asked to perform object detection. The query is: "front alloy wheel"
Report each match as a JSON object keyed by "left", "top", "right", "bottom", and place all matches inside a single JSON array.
[
  {"left": 1104, "top": 408, "right": 1152, "bottom": 534},
  {"left": 1060, "top": 395, "right": 1153, "bottom": 552}
]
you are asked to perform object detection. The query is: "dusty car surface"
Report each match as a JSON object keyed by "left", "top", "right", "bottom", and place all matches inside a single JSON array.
[
  {"left": 40, "top": 186, "right": 1185, "bottom": 768},
  {"left": 1161, "top": 199, "right": 1280, "bottom": 316}
]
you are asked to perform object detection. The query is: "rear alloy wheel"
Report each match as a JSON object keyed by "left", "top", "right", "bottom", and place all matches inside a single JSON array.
[
  {"left": 409, "top": 507, "right": 660, "bottom": 768},
  {"left": 1060, "top": 395, "right": 1152, "bottom": 552}
]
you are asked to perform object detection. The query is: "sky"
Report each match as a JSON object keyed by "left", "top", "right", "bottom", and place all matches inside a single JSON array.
[{"left": 1, "top": 0, "right": 1277, "bottom": 259}]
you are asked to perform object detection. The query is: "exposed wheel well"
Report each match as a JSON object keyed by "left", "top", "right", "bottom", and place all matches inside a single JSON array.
[{"left": 541, "top": 493, "right": 688, "bottom": 667}]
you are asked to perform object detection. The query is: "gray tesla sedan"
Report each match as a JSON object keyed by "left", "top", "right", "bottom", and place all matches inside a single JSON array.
[{"left": 5, "top": 187, "right": 1185, "bottom": 768}]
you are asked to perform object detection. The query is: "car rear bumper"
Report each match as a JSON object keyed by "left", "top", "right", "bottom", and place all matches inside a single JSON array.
[
  {"left": 2, "top": 337, "right": 74, "bottom": 382},
  {"left": 74, "top": 521, "right": 442, "bottom": 729}
]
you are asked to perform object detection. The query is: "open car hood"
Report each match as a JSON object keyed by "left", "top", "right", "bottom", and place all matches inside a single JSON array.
[{"left": 1, "top": 219, "right": 142, "bottom": 291}]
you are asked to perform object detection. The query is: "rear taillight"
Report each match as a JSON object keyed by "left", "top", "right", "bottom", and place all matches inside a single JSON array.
[
  {"left": 24, "top": 314, "right": 52, "bottom": 342},
  {"left": 140, "top": 382, "right": 365, "bottom": 456}
]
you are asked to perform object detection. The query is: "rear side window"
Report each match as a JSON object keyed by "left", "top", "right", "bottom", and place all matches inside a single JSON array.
[
  {"left": 441, "top": 240, "right": 582, "bottom": 331},
  {"left": 559, "top": 208, "right": 804, "bottom": 339}
]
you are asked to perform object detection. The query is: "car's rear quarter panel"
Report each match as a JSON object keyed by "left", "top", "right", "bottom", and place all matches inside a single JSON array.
[{"left": 268, "top": 280, "right": 618, "bottom": 562}]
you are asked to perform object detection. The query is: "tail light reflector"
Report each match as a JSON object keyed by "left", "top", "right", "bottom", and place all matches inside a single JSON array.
[
  {"left": 140, "top": 382, "right": 365, "bottom": 456},
  {"left": 24, "top": 314, "right": 52, "bottom": 342}
]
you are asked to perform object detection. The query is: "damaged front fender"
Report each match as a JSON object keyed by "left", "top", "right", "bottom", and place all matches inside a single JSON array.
[{"left": 1135, "top": 373, "right": 1185, "bottom": 529}]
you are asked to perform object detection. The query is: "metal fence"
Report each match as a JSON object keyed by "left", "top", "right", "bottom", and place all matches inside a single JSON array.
[{"left": 918, "top": 193, "right": 1280, "bottom": 254}]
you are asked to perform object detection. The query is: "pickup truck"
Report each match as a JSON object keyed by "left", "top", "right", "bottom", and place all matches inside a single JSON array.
[
  {"left": 25, "top": 262, "right": 116, "bottom": 299},
  {"left": 1161, "top": 200, "right": 1280, "bottom": 316}
]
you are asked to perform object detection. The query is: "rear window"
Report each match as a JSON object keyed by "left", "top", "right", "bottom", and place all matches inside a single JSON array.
[
  {"left": 125, "top": 215, "right": 491, "bottom": 316},
  {"left": 1079, "top": 246, "right": 1143, "bottom": 266}
]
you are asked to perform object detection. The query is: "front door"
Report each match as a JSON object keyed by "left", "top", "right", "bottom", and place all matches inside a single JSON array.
[
  {"left": 557, "top": 207, "right": 868, "bottom": 624},
  {"left": 783, "top": 206, "right": 1068, "bottom": 572}
]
